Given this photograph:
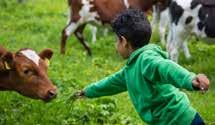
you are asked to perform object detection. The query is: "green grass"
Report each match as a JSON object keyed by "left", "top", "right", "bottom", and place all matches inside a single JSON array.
[{"left": 0, "top": 0, "right": 215, "bottom": 124}]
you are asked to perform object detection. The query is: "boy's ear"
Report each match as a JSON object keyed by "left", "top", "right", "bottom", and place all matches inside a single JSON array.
[
  {"left": 121, "top": 36, "right": 129, "bottom": 48},
  {"left": 2, "top": 52, "right": 14, "bottom": 70}
]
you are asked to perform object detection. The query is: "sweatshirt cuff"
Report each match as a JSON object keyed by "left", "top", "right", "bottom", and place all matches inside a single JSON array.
[
  {"left": 83, "top": 84, "right": 96, "bottom": 98},
  {"left": 184, "top": 72, "right": 196, "bottom": 91}
]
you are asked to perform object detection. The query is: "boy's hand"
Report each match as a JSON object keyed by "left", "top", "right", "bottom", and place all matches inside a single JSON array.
[
  {"left": 192, "top": 74, "right": 210, "bottom": 93},
  {"left": 71, "top": 90, "right": 85, "bottom": 99},
  {"left": 65, "top": 90, "right": 85, "bottom": 103}
]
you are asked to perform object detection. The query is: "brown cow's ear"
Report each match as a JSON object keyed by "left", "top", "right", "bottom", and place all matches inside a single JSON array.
[
  {"left": 2, "top": 52, "right": 14, "bottom": 70},
  {"left": 39, "top": 49, "right": 53, "bottom": 60},
  {"left": 39, "top": 49, "right": 53, "bottom": 67}
]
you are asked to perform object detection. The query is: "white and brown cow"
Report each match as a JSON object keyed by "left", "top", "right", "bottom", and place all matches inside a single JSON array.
[
  {"left": 167, "top": 0, "right": 215, "bottom": 62},
  {"left": 60, "top": 0, "right": 155, "bottom": 55},
  {"left": 0, "top": 46, "right": 57, "bottom": 101}
]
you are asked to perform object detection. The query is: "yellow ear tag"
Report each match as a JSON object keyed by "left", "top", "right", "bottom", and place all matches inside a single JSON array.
[
  {"left": 4, "top": 61, "right": 11, "bottom": 70},
  {"left": 44, "top": 58, "right": 50, "bottom": 66}
]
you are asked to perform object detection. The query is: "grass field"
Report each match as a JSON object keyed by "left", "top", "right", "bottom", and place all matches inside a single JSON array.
[{"left": 0, "top": 0, "right": 215, "bottom": 124}]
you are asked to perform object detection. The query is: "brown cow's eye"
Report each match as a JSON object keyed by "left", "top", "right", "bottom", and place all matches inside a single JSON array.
[
  {"left": 24, "top": 69, "right": 29, "bottom": 74},
  {"left": 23, "top": 69, "right": 33, "bottom": 76}
]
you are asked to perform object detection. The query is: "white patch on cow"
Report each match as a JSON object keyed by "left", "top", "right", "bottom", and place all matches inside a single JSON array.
[
  {"left": 20, "top": 49, "right": 40, "bottom": 66},
  {"left": 79, "top": 0, "right": 99, "bottom": 24},
  {"left": 65, "top": 23, "right": 78, "bottom": 36},
  {"left": 174, "top": 0, "right": 192, "bottom": 9},
  {"left": 123, "top": 0, "right": 130, "bottom": 8}
]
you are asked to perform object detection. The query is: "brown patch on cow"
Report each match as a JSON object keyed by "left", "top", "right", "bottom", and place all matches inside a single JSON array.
[
  {"left": 92, "top": 0, "right": 126, "bottom": 23},
  {"left": 70, "top": 0, "right": 82, "bottom": 22}
]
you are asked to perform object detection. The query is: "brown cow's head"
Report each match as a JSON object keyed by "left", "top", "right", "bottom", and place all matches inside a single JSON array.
[{"left": 2, "top": 48, "right": 57, "bottom": 101}]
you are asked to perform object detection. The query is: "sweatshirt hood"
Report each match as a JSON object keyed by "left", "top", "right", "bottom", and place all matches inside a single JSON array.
[{"left": 127, "top": 44, "right": 168, "bottom": 65}]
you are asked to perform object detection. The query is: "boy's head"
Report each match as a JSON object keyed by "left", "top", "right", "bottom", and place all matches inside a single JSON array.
[{"left": 111, "top": 9, "right": 152, "bottom": 58}]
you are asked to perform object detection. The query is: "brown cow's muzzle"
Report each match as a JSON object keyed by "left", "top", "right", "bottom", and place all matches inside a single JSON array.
[
  {"left": 48, "top": 89, "right": 57, "bottom": 98},
  {"left": 44, "top": 87, "right": 57, "bottom": 102}
]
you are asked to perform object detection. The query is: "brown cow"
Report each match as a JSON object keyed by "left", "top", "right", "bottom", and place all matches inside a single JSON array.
[
  {"left": 0, "top": 46, "right": 57, "bottom": 101},
  {"left": 60, "top": 0, "right": 154, "bottom": 55}
]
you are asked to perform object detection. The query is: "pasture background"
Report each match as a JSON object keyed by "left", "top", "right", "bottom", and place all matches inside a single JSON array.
[{"left": 0, "top": 0, "right": 214, "bottom": 124}]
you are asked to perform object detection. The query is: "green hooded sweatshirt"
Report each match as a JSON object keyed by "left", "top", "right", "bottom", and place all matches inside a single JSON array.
[{"left": 84, "top": 44, "right": 197, "bottom": 125}]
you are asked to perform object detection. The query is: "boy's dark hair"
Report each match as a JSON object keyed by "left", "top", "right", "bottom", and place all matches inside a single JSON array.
[{"left": 111, "top": 9, "right": 152, "bottom": 49}]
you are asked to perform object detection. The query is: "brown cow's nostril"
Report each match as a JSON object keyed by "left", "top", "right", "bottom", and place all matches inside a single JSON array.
[{"left": 47, "top": 90, "right": 57, "bottom": 99}]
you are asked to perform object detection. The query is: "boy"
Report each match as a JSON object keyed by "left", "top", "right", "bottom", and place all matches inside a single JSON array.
[{"left": 74, "top": 9, "right": 210, "bottom": 125}]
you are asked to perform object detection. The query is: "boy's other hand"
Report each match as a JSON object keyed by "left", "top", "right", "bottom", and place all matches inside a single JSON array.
[{"left": 192, "top": 74, "right": 210, "bottom": 93}]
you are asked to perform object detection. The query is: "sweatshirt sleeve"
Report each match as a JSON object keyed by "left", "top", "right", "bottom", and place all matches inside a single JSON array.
[
  {"left": 141, "top": 56, "right": 196, "bottom": 91},
  {"left": 84, "top": 68, "right": 127, "bottom": 98}
]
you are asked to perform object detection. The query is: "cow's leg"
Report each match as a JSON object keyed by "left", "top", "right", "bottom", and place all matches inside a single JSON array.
[
  {"left": 151, "top": 5, "right": 159, "bottom": 30},
  {"left": 169, "top": 24, "right": 190, "bottom": 62},
  {"left": 182, "top": 39, "right": 191, "bottom": 59},
  {"left": 103, "top": 28, "right": 109, "bottom": 36},
  {"left": 171, "top": 29, "right": 189, "bottom": 62},
  {"left": 159, "top": 9, "right": 169, "bottom": 46},
  {"left": 74, "top": 24, "right": 92, "bottom": 56},
  {"left": 61, "top": 28, "right": 68, "bottom": 54},
  {"left": 168, "top": 41, "right": 180, "bottom": 62},
  {"left": 166, "top": 23, "right": 174, "bottom": 55},
  {"left": 89, "top": 25, "right": 97, "bottom": 44},
  {"left": 60, "top": 22, "right": 78, "bottom": 54},
  {"left": 166, "top": 23, "right": 173, "bottom": 48},
  {"left": 167, "top": 24, "right": 184, "bottom": 63}
]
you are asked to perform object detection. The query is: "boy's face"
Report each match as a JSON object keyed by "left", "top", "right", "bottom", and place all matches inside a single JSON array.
[{"left": 116, "top": 36, "right": 132, "bottom": 59}]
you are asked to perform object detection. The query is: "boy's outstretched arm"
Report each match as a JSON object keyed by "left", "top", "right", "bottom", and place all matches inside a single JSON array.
[
  {"left": 76, "top": 69, "right": 127, "bottom": 98},
  {"left": 142, "top": 56, "right": 210, "bottom": 92}
]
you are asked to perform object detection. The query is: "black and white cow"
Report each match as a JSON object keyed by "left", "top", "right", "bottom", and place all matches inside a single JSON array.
[
  {"left": 167, "top": 0, "right": 215, "bottom": 62},
  {"left": 151, "top": 0, "right": 172, "bottom": 45}
]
